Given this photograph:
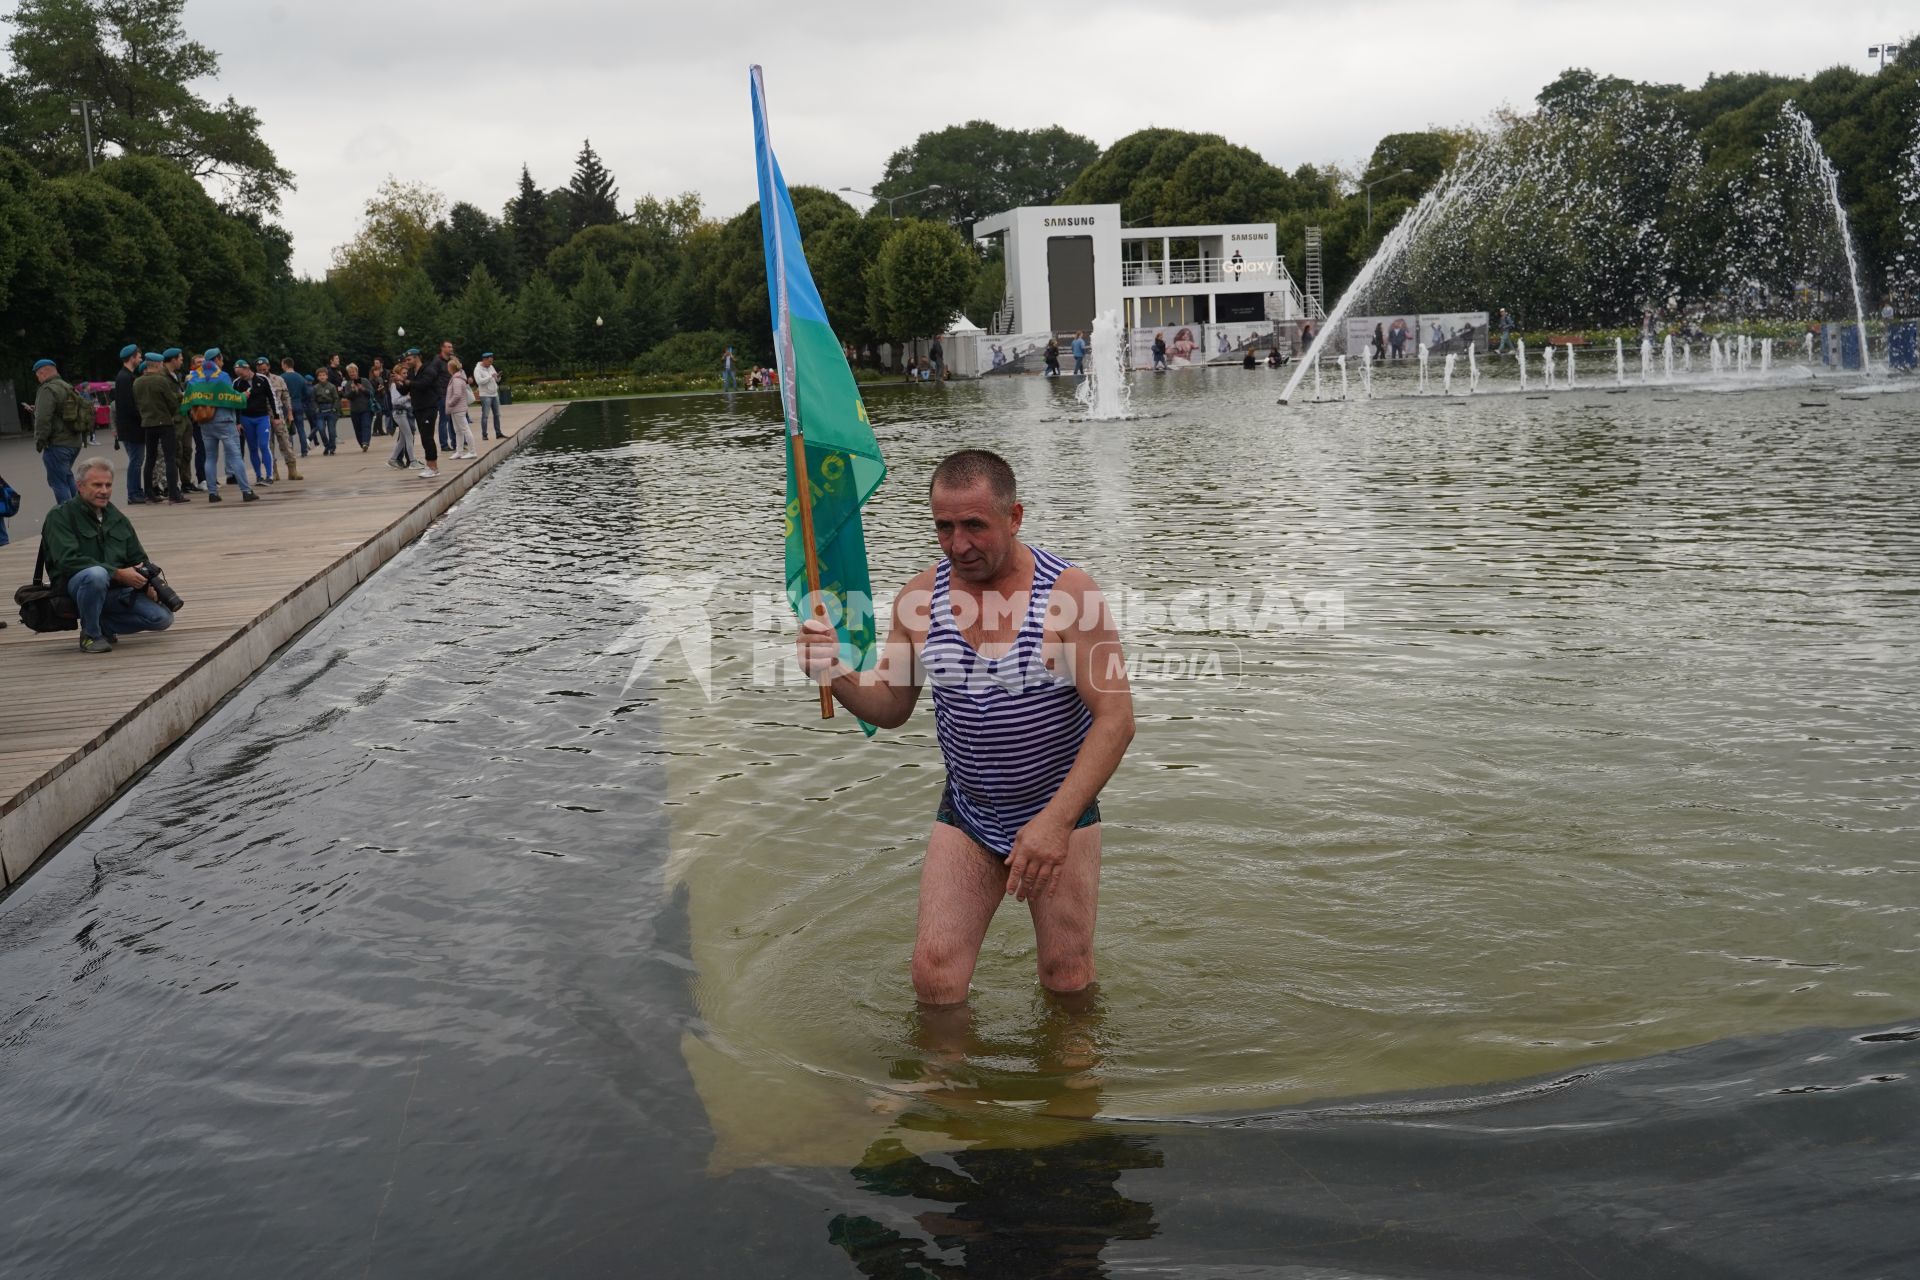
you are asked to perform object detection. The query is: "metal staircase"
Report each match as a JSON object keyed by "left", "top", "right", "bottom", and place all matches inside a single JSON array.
[
  {"left": 1303, "top": 228, "right": 1327, "bottom": 321},
  {"left": 990, "top": 294, "right": 1018, "bottom": 336}
]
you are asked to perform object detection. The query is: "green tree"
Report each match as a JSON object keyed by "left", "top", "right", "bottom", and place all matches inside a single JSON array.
[
  {"left": 877, "top": 121, "right": 1099, "bottom": 227},
  {"left": 0, "top": 146, "right": 75, "bottom": 373},
  {"left": 386, "top": 269, "right": 444, "bottom": 350},
  {"left": 619, "top": 257, "right": 672, "bottom": 355},
  {"left": 568, "top": 253, "right": 625, "bottom": 367},
  {"left": 546, "top": 222, "right": 641, "bottom": 292},
  {"left": 45, "top": 172, "right": 186, "bottom": 358},
  {"left": 870, "top": 218, "right": 975, "bottom": 351},
  {"left": 244, "top": 278, "right": 342, "bottom": 365},
  {"left": 567, "top": 139, "right": 621, "bottom": 231},
  {"left": 422, "top": 201, "right": 513, "bottom": 298},
  {"left": 1, "top": 0, "right": 292, "bottom": 210},
  {"left": 635, "top": 329, "right": 751, "bottom": 376},
  {"left": 449, "top": 263, "right": 514, "bottom": 360},
  {"left": 503, "top": 165, "right": 558, "bottom": 285},
  {"left": 94, "top": 153, "right": 264, "bottom": 341},
  {"left": 328, "top": 177, "right": 446, "bottom": 328},
  {"left": 690, "top": 186, "right": 861, "bottom": 345},
  {"left": 512, "top": 271, "right": 569, "bottom": 369},
  {"left": 1890, "top": 105, "right": 1920, "bottom": 309},
  {"left": 810, "top": 209, "right": 897, "bottom": 352}
]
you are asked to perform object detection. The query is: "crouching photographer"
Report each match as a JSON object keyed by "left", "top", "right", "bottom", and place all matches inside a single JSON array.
[{"left": 40, "top": 455, "right": 182, "bottom": 655}]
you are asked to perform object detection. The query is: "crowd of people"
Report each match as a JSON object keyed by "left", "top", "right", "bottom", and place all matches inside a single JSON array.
[{"left": 2, "top": 340, "right": 510, "bottom": 653}]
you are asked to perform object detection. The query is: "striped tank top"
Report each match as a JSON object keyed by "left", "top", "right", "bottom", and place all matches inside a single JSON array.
[{"left": 923, "top": 546, "right": 1093, "bottom": 856}]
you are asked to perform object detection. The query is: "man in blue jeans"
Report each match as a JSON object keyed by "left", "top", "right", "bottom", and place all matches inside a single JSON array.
[
  {"left": 31, "top": 358, "right": 90, "bottom": 504},
  {"left": 40, "top": 456, "right": 177, "bottom": 654},
  {"left": 183, "top": 349, "right": 257, "bottom": 504}
]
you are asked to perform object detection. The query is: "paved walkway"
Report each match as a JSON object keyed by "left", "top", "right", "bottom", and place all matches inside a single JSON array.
[{"left": 0, "top": 400, "right": 562, "bottom": 886}]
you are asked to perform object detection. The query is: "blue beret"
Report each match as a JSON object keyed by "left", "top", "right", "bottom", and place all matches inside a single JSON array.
[
  {"left": 204, "top": 347, "right": 222, "bottom": 360},
  {"left": 120, "top": 343, "right": 140, "bottom": 360},
  {"left": 32, "top": 358, "right": 56, "bottom": 372},
  {"left": 143, "top": 351, "right": 164, "bottom": 364},
  {"left": 481, "top": 352, "right": 494, "bottom": 359},
  {"left": 162, "top": 347, "right": 182, "bottom": 359}
]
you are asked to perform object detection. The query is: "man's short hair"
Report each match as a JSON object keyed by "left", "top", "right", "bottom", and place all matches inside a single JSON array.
[
  {"left": 930, "top": 449, "right": 1016, "bottom": 512},
  {"left": 75, "top": 455, "right": 115, "bottom": 482}
]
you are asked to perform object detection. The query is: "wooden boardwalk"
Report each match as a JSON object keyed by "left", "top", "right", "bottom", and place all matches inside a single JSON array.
[{"left": 0, "top": 399, "right": 563, "bottom": 886}]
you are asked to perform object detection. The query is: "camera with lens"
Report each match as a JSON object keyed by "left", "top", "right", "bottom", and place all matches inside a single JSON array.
[{"left": 135, "top": 562, "right": 185, "bottom": 613}]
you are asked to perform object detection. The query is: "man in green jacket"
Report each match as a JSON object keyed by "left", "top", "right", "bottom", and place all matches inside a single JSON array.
[
  {"left": 134, "top": 352, "right": 188, "bottom": 503},
  {"left": 40, "top": 455, "right": 177, "bottom": 654},
  {"left": 31, "top": 358, "right": 90, "bottom": 505}
]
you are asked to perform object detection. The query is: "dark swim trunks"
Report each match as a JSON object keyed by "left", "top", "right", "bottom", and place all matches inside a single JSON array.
[{"left": 936, "top": 784, "right": 1101, "bottom": 860}]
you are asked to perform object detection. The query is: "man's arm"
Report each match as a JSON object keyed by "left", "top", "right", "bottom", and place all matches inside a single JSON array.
[
  {"left": 797, "top": 570, "right": 929, "bottom": 730},
  {"left": 1005, "top": 568, "right": 1135, "bottom": 901},
  {"left": 33, "top": 383, "right": 57, "bottom": 449},
  {"left": 39, "top": 506, "right": 92, "bottom": 581}
]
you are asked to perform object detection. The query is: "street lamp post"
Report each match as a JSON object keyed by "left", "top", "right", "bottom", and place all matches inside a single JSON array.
[
  {"left": 838, "top": 184, "right": 940, "bottom": 219},
  {"left": 1364, "top": 169, "right": 1414, "bottom": 227},
  {"left": 1869, "top": 42, "right": 1904, "bottom": 70},
  {"left": 70, "top": 101, "right": 96, "bottom": 172}
]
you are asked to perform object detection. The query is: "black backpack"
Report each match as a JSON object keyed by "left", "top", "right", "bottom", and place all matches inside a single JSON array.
[{"left": 15, "top": 544, "right": 79, "bottom": 632}]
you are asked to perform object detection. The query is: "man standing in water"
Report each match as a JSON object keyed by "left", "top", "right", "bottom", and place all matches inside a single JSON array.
[{"left": 796, "top": 450, "right": 1135, "bottom": 1006}]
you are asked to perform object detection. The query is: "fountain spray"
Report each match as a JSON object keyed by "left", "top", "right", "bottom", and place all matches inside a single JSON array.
[
  {"left": 1784, "top": 102, "right": 1873, "bottom": 373},
  {"left": 1278, "top": 153, "right": 1482, "bottom": 403},
  {"left": 1074, "top": 310, "right": 1133, "bottom": 420}
]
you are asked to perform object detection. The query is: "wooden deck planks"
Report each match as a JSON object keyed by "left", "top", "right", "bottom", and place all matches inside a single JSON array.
[{"left": 0, "top": 399, "right": 562, "bottom": 885}]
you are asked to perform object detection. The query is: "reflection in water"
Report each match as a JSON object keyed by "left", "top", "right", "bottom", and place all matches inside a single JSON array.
[
  {"left": 830, "top": 1125, "right": 1161, "bottom": 1279},
  {"left": 831, "top": 991, "right": 1161, "bottom": 1278}
]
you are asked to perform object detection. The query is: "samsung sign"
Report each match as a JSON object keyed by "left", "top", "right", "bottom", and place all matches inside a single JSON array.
[
  {"left": 1043, "top": 216, "right": 1097, "bottom": 227},
  {"left": 1230, "top": 232, "right": 1270, "bottom": 241}
]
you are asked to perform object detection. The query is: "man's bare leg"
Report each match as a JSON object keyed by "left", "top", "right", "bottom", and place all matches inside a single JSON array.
[
  {"left": 1028, "top": 825, "right": 1102, "bottom": 994},
  {"left": 912, "top": 822, "right": 1008, "bottom": 1006}
]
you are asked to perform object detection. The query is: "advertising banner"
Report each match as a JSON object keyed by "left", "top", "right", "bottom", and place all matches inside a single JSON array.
[
  {"left": 1417, "top": 312, "right": 1490, "bottom": 355},
  {"left": 976, "top": 332, "right": 1056, "bottom": 375},
  {"left": 1132, "top": 324, "right": 1207, "bottom": 370},
  {"left": 1344, "top": 315, "right": 1420, "bottom": 360},
  {"left": 1205, "top": 321, "right": 1279, "bottom": 362}
]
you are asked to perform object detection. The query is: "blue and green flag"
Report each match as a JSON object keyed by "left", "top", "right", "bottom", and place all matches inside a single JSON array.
[{"left": 751, "top": 66, "right": 887, "bottom": 731}]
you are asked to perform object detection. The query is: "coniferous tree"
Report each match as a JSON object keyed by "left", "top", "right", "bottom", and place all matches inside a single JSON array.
[
  {"left": 567, "top": 139, "right": 622, "bottom": 232},
  {"left": 504, "top": 165, "right": 554, "bottom": 284},
  {"left": 512, "top": 270, "right": 570, "bottom": 370},
  {"left": 449, "top": 262, "right": 513, "bottom": 358},
  {"left": 387, "top": 269, "right": 444, "bottom": 350},
  {"left": 569, "top": 253, "right": 625, "bottom": 367},
  {"left": 620, "top": 257, "right": 673, "bottom": 356}
]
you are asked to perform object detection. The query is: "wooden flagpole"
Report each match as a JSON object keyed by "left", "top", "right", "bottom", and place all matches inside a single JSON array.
[{"left": 789, "top": 428, "right": 835, "bottom": 720}]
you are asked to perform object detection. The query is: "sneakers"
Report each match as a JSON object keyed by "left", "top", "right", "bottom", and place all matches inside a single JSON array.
[
  {"left": 208, "top": 491, "right": 223, "bottom": 503},
  {"left": 457, "top": 450, "right": 476, "bottom": 459},
  {"left": 242, "top": 490, "right": 260, "bottom": 502},
  {"left": 417, "top": 467, "right": 439, "bottom": 478},
  {"left": 79, "top": 633, "right": 114, "bottom": 655}
]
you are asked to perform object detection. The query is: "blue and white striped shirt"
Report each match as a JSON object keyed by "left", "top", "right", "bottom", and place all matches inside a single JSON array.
[{"left": 923, "top": 546, "right": 1093, "bottom": 855}]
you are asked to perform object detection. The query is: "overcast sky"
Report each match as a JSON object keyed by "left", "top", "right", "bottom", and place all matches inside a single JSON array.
[{"left": 171, "top": 1, "right": 1915, "bottom": 277}]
